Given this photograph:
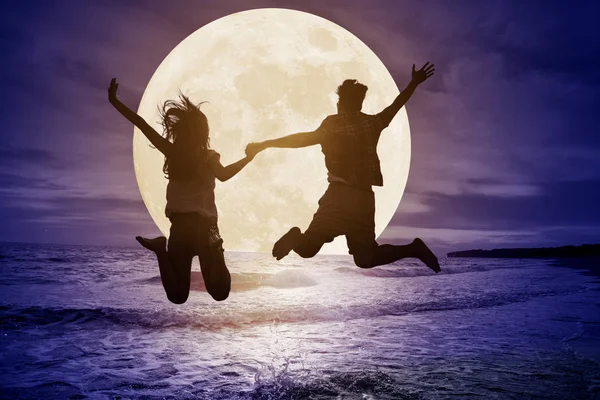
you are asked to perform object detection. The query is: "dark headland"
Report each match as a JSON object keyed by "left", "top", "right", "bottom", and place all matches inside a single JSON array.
[{"left": 447, "top": 244, "right": 600, "bottom": 258}]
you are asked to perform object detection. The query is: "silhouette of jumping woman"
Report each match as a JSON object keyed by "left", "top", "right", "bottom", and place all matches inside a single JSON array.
[
  {"left": 246, "top": 63, "right": 440, "bottom": 273},
  {"left": 109, "top": 78, "right": 256, "bottom": 303}
]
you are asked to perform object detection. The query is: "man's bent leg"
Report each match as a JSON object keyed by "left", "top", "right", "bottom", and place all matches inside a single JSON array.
[
  {"left": 293, "top": 231, "right": 329, "bottom": 258},
  {"left": 273, "top": 184, "right": 347, "bottom": 261},
  {"left": 272, "top": 227, "right": 330, "bottom": 260},
  {"left": 272, "top": 227, "right": 302, "bottom": 260},
  {"left": 352, "top": 238, "right": 440, "bottom": 273}
]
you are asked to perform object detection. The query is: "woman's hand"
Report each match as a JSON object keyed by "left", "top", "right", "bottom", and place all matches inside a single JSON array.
[{"left": 108, "top": 78, "right": 119, "bottom": 104}]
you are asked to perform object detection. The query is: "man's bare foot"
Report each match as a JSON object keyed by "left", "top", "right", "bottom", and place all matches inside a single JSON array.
[
  {"left": 413, "top": 238, "right": 440, "bottom": 273},
  {"left": 136, "top": 236, "right": 167, "bottom": 254},
  {"left": 272, "top": 227, "right": 301, "bottom": 260}
]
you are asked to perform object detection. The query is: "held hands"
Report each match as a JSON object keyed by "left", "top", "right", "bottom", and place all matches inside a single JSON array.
[
  {"left": 411, "top": 62, "right": 435, "bottom": 85},
  {"left": 245, "top": 142, "right": 264, "bottom": 159},
  {"left": 108, "top": 78, "right": 119, "bottom": 104}
]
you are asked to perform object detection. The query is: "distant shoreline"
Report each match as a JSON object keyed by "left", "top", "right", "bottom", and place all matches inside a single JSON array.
[{"left": 447, "top": 244, "right": 600, "bottom": 258}]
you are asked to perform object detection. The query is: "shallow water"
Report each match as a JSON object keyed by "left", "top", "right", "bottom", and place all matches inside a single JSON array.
[{"left": 0, "top": 242, "right": 599, "bottom": 399}]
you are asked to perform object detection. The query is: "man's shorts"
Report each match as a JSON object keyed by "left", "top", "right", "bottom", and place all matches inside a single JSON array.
[{"left": 304, "top": 182, "right": 377, "bottom": 255}]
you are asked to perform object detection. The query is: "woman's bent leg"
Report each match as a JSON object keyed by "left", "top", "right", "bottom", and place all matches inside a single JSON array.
[
  {"left": 135, "top": 236, "right": 192, "bottom": 304},
  {"left": 163, "top": 237, "right": 192, "bottom": 304},
  {"left": 198, "top": 243, "right": 231, "bottom": 302},
  {"left": 136, "top": 234, "right": 192, "bottom": 304},
  {"left": 156, "top": 215, "right": 194, "bottom": 304}
]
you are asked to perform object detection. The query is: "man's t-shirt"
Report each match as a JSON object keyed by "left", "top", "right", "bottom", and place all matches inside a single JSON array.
[{"left": 315, "top": 111, "right": 391, "bottom": 189}]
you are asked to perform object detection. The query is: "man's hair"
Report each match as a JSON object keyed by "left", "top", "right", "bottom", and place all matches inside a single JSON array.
[{"left": 336, "top": 79, "right": 368, "bottom": 111}]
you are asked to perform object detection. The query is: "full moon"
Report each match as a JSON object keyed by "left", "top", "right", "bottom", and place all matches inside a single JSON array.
[{"left": 133, "top": 8, "right": 411, "bottom": 254}]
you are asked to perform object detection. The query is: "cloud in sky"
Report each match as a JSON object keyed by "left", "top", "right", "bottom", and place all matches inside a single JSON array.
[{"left": 0, "top": 0, "right": 598, "bottom": 254}]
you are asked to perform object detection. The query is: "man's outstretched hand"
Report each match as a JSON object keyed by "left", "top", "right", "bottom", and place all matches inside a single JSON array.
[{"left": 411, "top": 62, "right": 435, "bottom": 85}]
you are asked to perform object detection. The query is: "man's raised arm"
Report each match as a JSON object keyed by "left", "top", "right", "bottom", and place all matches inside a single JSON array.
[{"left": 377, "top": 62, "right": 435, "bottom": 128}]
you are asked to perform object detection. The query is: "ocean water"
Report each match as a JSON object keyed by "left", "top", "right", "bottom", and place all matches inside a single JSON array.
[{"left": 0, "top": 242, "right": 599, "bottom": 399}]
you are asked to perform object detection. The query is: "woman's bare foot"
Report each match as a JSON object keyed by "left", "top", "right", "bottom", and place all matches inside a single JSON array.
[
  {"left": 272, "top": 227, "right": 301, "bottom": 260},
  {"left": 413, "top": 238, "right": 440, "bottom": 273},
  {"left": 135, "top": 236, "right": 167, "bottom": 254}
]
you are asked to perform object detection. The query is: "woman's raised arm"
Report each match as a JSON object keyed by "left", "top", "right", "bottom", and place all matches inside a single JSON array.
[{"left": 108, "top": 78, "right": 171, "bottom": 156}]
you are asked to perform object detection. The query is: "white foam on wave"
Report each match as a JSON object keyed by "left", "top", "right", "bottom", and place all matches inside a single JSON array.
[
  {"left": 3, "top": 278, "right": 587, "bottom": 334},
  {"left": 262, "top": 269, "right": 318, "bottom": 288},
  {"left": 141, "top": 269, "right": 318, "bottom": 292},
  {"left": 334, "top": 262, "right": 505, "bottom": 278}
]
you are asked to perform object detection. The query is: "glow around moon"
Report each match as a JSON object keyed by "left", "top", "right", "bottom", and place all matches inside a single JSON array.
[{"left": 133, "top": 8, "right": 411, "bottom": 254}]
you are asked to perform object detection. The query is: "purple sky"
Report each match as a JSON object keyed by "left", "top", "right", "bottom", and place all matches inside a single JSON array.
[{"left": 1, "top": 0, "right": 599, "bottom": 255}]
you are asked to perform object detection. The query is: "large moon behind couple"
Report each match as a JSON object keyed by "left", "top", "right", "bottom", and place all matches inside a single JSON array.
[{"left": 133, "top": 8, "right": 411, "bottom": 255}]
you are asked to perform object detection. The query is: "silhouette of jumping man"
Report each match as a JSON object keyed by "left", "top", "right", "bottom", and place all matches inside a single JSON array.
[
  {"left": 109, "top": 78, "right": 256, "bottom": 303},
  {"left": 246, "top": 63, "right": 440, "bottom": 273}
]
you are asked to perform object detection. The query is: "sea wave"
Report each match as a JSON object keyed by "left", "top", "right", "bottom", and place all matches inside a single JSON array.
[
  {"left": 334, "top": 262, "right": 511, "bottom": 278},
  {"left": 0, "top": 284, "right": 586, "bottom": 332},
  {"left": 140, "top": 270, "right": 317, "bottom": 292},
  {"left": 0, "top": 255, "right": 72, "bottom": 264},
  {"left": 0, "top": 367, "right": 422, "bottom": 400},
  {"left": 238, "top": 369, "right": 421, "bottom": 400}
]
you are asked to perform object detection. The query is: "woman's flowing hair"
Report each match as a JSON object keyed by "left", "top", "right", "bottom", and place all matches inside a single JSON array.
[{"left": 159, "top": 94, "right": 210, "bottom": 180}]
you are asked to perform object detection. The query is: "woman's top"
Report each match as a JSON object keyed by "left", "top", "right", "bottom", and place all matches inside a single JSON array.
[{"left": 164, "top": 149, "right": 219, "bottom": 220}]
